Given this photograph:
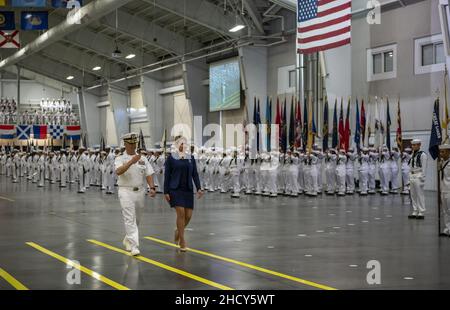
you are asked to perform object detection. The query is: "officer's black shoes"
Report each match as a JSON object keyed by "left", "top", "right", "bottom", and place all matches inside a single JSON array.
[
  {"left": 408, "top": 214, "right": 417, "bottom": 219},
  {"left": 416, "top": 215, "right": 425, "bottom": 220}
]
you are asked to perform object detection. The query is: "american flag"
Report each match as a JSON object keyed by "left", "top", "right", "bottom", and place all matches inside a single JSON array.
[{"left": 297, "top": 0, "right": 351, "bottom": 54}]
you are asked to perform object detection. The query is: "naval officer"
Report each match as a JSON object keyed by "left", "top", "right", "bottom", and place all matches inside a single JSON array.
[{"left": 115, "top": 133, "right": 156, "bottom": 256}]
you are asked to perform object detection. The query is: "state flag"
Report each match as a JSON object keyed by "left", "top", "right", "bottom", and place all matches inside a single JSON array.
[
  {"left": 0, "top": 11, "right": 15, "bottom": 30},
  {"left": 0, "top": 30, "right": 20, "bottom": 48},
  {"left": 33, "top": 125, "right": 48, "bottom": 139},
  {"left": 21, "top": 11, "right": 48, "bottom": 30},
  {"left": 52, "top": 0, "right": 83, "bottom": 8},
  {"left": 17, "top": 125, "right": 31, "bottom": 140},
  {"left": 12, "top": 0, "right": 46, "bottom": 7}
]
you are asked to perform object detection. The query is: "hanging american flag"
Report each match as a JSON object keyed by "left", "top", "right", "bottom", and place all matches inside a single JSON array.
[{"left": 297, "top": 0, "right": 351, "bottom": 54}]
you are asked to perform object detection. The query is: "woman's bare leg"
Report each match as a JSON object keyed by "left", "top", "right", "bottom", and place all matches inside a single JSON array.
[
  {"left": 175, "top": 207, "right": 186, "bottom": 249},
  {"left": 184, "top": 208, "right": 193, "bottom": 228}
]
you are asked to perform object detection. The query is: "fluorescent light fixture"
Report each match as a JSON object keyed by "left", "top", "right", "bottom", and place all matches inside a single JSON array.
[
  {"left": 229, "top": 24, "right": 245, "bottom": 32},
  {"left": 125, "top": 54, "right": 136, "bottom": 59},
  {"left": 92, "top": 66, "right": 102, "bottom": 71},
  {"left": 66, "top": 76, "right": 74, "bottom": 80}
]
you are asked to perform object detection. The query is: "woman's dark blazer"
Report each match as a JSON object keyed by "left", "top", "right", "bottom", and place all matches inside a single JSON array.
[{"left": 163, "top": 153, "right": 201, "bottom": 194}]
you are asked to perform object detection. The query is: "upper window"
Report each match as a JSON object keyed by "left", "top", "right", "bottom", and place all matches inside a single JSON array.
[
  {"left": 415, "top": 34, "right": 445, "bottom": 75},
  {"left": 367, "top": 43, "right": 397, "bottom": 82}
]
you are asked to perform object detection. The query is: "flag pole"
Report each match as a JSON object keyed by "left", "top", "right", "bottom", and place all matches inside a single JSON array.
[{"left": 436, "top": 91, "right": 442, "bottom": 237}]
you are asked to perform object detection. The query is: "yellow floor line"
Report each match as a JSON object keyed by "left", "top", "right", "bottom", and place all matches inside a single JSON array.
[
  {"left": 0, "top": 268, "right": 28, "bottom": 290},
  {"left": 87, "top": 239, "right": 234, "bottom": 291},
  {"left": 26, "top": 242, "right": 129, "bottom": 290},
  {"left": 0, "top": 196, "right": 15, "bottom": 202},
  {"left": 144, "top": 236, "right": 337, "bottom": 291}
]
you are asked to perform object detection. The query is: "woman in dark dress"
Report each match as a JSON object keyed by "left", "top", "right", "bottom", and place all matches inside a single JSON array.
[{"left": 164, "top": 136, "right": 204, "bottom": 251}]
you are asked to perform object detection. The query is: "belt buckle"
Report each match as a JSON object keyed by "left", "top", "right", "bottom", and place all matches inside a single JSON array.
[{"left": 133, "top": 187, "right": 139, "bottom": 191}]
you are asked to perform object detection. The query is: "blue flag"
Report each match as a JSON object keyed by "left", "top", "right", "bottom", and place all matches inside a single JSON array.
[
  {"left": 354, "top": 99, "right": 361, "bottom": 151},
  {"left": 266, "top": 97, "right": 271, "bottom": 151},
  {"left": 12, "top": 0, "right": 46, "bottom": 7},
  {"left": 289, "top": 97, "right": 295, "bottom": 150},
  {"left": 303, "top": 98, "right": 308, "bottom": 151},
  {"left": 332, "top": 99, "right": 338, "bottom": 148},
  {"left": 256, "top": 99, "right": 261, "bottom": 152},
  {"left": 21, "top": 11, "right": 48, "bottom": 30},
  {"left": 429, "top": 98, "right": 442, "bottom": 160},
  {"left": 0, "top": 12, "right": 16, "bottom": 30},
  {"left": 52, "top": 0, "right": 83, "bottom": 8},
  {"left": 322, "top": 98, "right": 329, "bottom": 151},
  {"left": 386, "top": 98, "right": 391, "bottom": 150}
]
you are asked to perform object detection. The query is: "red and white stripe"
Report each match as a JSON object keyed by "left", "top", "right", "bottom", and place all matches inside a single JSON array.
[
  {"left": 0, "top": 124, "right": 16, "bottom": 135},
  {"left": 297, "top": 0, "right": 351, "bottom": 54},
  {"left": 65, "top": 125, "right": 81, "bottom": 135}
]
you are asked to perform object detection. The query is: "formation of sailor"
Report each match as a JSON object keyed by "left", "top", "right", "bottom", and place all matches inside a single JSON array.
[{"left": 1, "top": 136, "right": 432, "bottom": 226}]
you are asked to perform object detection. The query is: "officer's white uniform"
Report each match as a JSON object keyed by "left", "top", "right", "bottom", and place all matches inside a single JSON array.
[
  {"left": 440, "top": 144, "right": 450, "bottom": 235},
  {"left": 115, "top": 135, "right": 154, "bottom": 255},
  {"left": 60, "top": 152, "right": 68, "bottom": 188},
  {"left": 345, "top": 149, "right": 357, "bottom": 194},
  {"left": 389, "top": 148, "right": 401, "bottom": 193},
  {"left": 336, "top": 150, "right": 347, "bottom": 196},
  {"left": 359, "top": 149, "right": 370, "bottom": 195},
  {"left": 325, "top": 150, "right": 337, "bottom": 194},
  {"left": 285, "top": 152, "right": 299, "bottom": 196},
  {"left": 409, "top": 140, "right": 428, "bottom": 218},
  {"left": 368, "top": 149, "right": 378, "bottom": 194},
  {"left": 105, "top": 149, "right": 116, "bottom": 194},
  {"left": 379, "top": 148, "right": 391, "bottom": 195},
  {"left": 401, "top": 149, "right": 412, "bottom": 194},
  {"left": 77, "top": 149, "right": 89, "bottom": 193}
]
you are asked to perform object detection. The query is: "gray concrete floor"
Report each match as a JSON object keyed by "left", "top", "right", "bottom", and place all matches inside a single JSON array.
[{"left": 0, "top": 175, "right": 449, "bottom": 290}]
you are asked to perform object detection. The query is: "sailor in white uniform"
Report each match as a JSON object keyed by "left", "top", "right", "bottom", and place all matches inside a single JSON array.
[
  {"left": 115, "top": 133, "right": 156, "bottom": 256},
  {"left": 439, "top": 144, "right": 450, "bottom": 235},
  {"left": 408, "top": 139, "right": 428, "bottom": 220}
]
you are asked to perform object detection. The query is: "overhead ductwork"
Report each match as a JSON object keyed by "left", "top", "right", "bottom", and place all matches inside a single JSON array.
[{"left": 0, "top": 0, "right": 134, "bottom": 69}]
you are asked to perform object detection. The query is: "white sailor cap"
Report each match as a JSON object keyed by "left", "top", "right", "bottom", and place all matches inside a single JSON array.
[
  {"left": 411, "top": 139, "right": 422, "bottom": 145},
  {"left": 79, "top": 146, "right": 86, "bottom": 150},
  {"left": 121, "top": 132, "right": 138, "bottom": 144},
  {"left": 362, "top": 147, "right": 369, "bottom": 152},
  {"left": 404, "top": 148, "right": 412, "bottom": 152},
  {"left": 439, "top": 144, "right": 450, "bottom": 150}
]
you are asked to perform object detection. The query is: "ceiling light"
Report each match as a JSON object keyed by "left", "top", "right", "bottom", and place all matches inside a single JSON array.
[
  {"left": 92, "top": 66, "right": 102, "bottom": 71},
  {"left": 125, "top": 54, "right": 136, "bottom": 59},
  {"left": 66, "top": 76, "right": 74, "bottom": 80},
  {"left": 229, "top": 24, "right": 245, "bottom": 33}
]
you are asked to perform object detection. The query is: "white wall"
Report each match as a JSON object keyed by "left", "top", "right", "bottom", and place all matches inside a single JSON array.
[
  {"left": 141, "top": 76, "right": 163, "bottom": 147},
  {"left": 108, "top": 87, "right": 129, "bottom": 144},
  {"left": 79, "top": 90, "right": 101, "bottom": 146}
]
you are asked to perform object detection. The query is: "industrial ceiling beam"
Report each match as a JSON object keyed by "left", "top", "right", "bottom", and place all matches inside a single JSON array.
[
  {"left": 38, "top": 42, "right": 122, "bottom": 79},
  {"left": 140, "top": 0, "right": 238, "bottom": 39},
  {"left": 17, "top": 54, "right": 99, "bottom": 88},
  {"left": 0, "top": 0, "right": 135, "bottom": 69},
  {"left": 99, "top": 9, "right": 203, "bottom": 56},
  {"left": 243, "top": 0, "right": 265, "bottom": 34}
]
